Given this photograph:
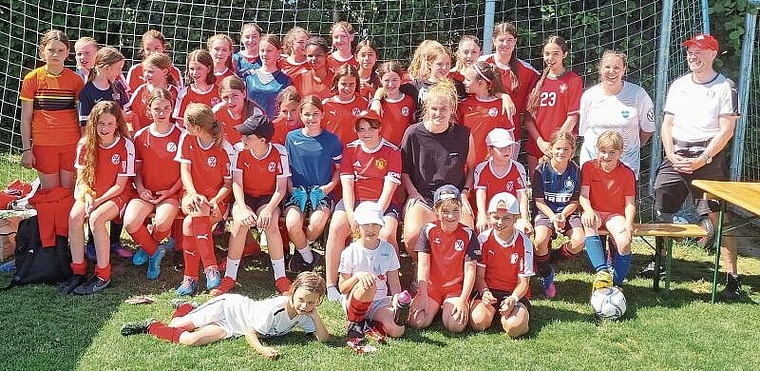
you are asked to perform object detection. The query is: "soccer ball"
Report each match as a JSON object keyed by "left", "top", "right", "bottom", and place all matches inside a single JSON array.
[{"left": 590, "top": 287, "right": 627, "bottom": 320}]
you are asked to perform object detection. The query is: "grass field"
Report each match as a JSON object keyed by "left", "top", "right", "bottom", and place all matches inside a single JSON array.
[{"left": 1, "top": 234, "right": 759, "bottom": 371}]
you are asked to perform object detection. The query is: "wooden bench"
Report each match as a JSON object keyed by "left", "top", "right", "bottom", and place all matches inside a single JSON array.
[{"left": 600, "top": 223, "right": 707, "bottom": 294}]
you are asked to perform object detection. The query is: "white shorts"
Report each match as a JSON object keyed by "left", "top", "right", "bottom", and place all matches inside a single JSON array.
[
  {"left": 182, "top": 295, "right": 239, "bottom": 338},
  {"left": 341, "top": 295, "right": 393, "bottom": 322}
]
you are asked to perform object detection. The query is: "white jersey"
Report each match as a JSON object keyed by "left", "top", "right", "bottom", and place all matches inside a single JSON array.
[
  {"left": 579, "top": 81, "right": 655, "bottom": 177},
  {"left": 338, "top": 240, "right": 400, "bottom": 300},
  {"left": 186, "top": 294, "right": 315, "bottom": 338},
  {"left": 664, "top": 72, "right": 738, "bottom": 143}
]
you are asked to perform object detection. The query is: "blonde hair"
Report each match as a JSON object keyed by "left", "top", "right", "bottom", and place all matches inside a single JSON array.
[
  {"left": 88, "top": 47, "right": 125, "bottom": 83},
  {"left": 283, "top": 26, "right": 310, "bottom": 56},
  {"left": 143, "top": 53, "right": 178, "bottom": 87},
  {"left": 331, "top": 21, "right": 354, "bottom": 37},
  {"left": 422, "top": 78, "right": 459, "bottom": 123},
  {"left": 596, "top": 130, "right": 623, "bottom": 152},
  {"left": 74, "top": 37, "right": 98, "bottom": 50},
  {"left": 408, "top": 40, "right": 444, "bottom": 80},
  {"left": 539, "top": 131, "right": 577, "bottom": 165},
  {"left": 288, "top": 271, "right": 326, "bottom": 304},
  {"left": 207, "top": 34, "right": 235, "bottom": 72},
  {"left": 454, "top": 35, "right": 481, "bottom": 72},
  {"left": 81, "top": 101, "right": 129, "bottom": 189},
  {"left": 184, "top": 103, "right": 223, "bottom": 147}
]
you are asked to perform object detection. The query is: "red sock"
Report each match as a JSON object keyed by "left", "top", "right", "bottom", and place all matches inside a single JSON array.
[
  {"left": 130, "top": 225, "right": 158, "bottom": 255},
  {"left": 152, "top": 227, "right": 171, "bottom": 244},
  {"left": 534, "top": 251, "right": 552, "bottom": 278},
  {"left": 95, "top": 263, "right": 111, "bottom": 281},
  {"left": 551, "top": 244, "right": 579, "bottom": 263},
  {"left": 147, "top": 321, "right": 185, "bottom": 343},
  {"left": 170, "top": 220, "right": 184, "bottom": 250},
  {"left": 71, "top": 261, "right": 86, "bottom": 275},
  {"left": 347, "top": 297, "right": 371, "bottom": 323},
  {"left": 183, "top": 235, "right": 200, "bottom": 278},
  {"left": 172, "top": 303, "right": 195, "bottom": 319},
  {"left": 191, "top": 216, "right": 217, "bottom": 269}
]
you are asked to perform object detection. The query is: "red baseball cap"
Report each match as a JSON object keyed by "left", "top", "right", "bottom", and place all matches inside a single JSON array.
[{"left": 682, "top": 34, "right": 719, "bottom": 51}]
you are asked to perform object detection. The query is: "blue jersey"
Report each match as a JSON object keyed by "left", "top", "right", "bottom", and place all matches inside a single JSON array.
[
  {"left": 245, "top": 69, "right": 292, "bottom": 120},
  {"left": 78, "top": 80, "right": 130, "bottom": 126},
  {"left": 233, "top": 52, "right": 261, "bottom": 76},
  {"left": 286, "top": 129, "right": 343, "bottom": 189},
  {"left": 531, "top": 160, "right": 581, "bottom": 215}
]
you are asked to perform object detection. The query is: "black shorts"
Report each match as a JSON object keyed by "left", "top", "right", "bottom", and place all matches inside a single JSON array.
[
  {"left": 654, "top": 147, "right": 727, "bottom": 217},
  {"left": 476, "top": 289, "right": 532, "bottom": 313},
  {"left": 335, "top": 199, "right": 402, "bottom": 221},
  {"left": 243, "top": 194, "right": 281, "bottom": 213}
]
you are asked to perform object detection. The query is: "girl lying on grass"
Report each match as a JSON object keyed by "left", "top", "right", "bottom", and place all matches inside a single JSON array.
[{"left": 121, "top": 271, "right": 330, "bottom": 360}]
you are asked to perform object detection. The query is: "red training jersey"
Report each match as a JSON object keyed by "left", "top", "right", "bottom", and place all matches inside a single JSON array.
[
  {"left": 415, "top": 222, "right": 481, "bottom": 291},
  {"left": 473, "top": 159, "right": 527, "bottom": 205},
  {"left": 322, "top": 95, "right": 369, "bottom": 144},
  {"left": 291, "top": 69, "right": 335, "bottom": 101},
  {"left": 174, "top": 132, "right": 235, "bottom": 199},
  {"left": 581, "top": 160, "right": 636, "bottom": 215},
  {"left": 20, "top": 67, "right": 84, "bottom": 146},
  {"left": 212, "top": 101, "right": 265, "bottom": 145},
  {"left": 339, "top": 139, "right": 402, "bottom": 201},
  {"left": 270, "top": 116, "right": 304, "bottom": 146},
  {"left": 125, "top": 84, "right": 179, "bottom": 133},
  {"left": 458, "top": 95, "right": 515, "bottom": 163},
  {"left": 133, "top": 124, "right": 183, "bottom": 193},
  {"left": 379, "top": 94, "right": 415, "bottom": 147},
  {"left": 126, "top": 63, "right": 183, "bottom": 93},
  {"left": 173, "top": 84, "right": 222, "bottom": 124},
  {"left": 278, "top": 57, "right": 308, "bottom": 80},
  {"left": 75, "top": 136, "right": 136, "bottom": 197},
  {"left": 526, "top": 71, "right": 583, "bottom": 157},
  {"left": 478, "top": 229, "right": 534, "bottom": 297},
  {"left": 327, "top": 53, "right": 359, "bottom": 73},
  {"left": 232, "top": 143, "right": 291, "bottom": 197}
]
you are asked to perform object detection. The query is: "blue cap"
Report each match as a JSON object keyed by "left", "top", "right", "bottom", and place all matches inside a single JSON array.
[{"left": 433, "top": 184, "right": 461, "bottom": 206}]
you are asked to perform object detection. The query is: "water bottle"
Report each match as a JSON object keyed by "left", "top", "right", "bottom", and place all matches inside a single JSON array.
[{"left": 393, "top": 290, "right": 412, "bottom": 325}]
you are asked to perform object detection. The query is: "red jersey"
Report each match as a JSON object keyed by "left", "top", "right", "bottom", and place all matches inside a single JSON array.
[
  {"left": 20, "top": 67, "right": 84, "bottom": 146},
  {"left": 173, "top": 84, "right": 222, "bottom": 123},
  {"left": 415, "top": 222, "right": 480, "bottom": 290},
  {"left": 133, "top": 124, "right": 183, "bottom": 193},
  {"left": 458, "top": 96, "right": 515, "bottom": 163},
  {"left": 581, "top": 160, "right": 636, "bottom": 215},
  {"left": 449, "top": 70, "right": 465, "bottom": 83},
  {"left": 214, "top": 68, "right": 236, "bottom": 81},
  {"left": 358, "top": 75, "right": 379, "bottom": 100},
  {"left": 478, "top": 229, "right": 534, "bottom": 297},
  {"left": 126, "top": 63, "right": 183, "bottom": 93},
  {"left": 291, "top": 69, "right": 335, "bottom": 101},
  {"left": 174, "top": 132, "right": 235, "bottom": 199},
  {"left": 232, "top": 143, "right": 290, "bottom": 197},
  {"left": 322, "top": 96, "right": 369, "bottom": 144},
  {"left": 473, "top": 159, "right": 527, "bottom": 204},
  {"left": 212, "top": 101, "right": 265, "bottom": 145},
  {"left": 75, "top": 136, "right": 136, "bottom": 197},
  {"left": 527, "top": 71, "right": 583, "bottom": 157},
  {"left": 125, "top": 84, "right": 179, "bottom": 132},
  {"left": 270, "top": 116, "right": 303, "bottom": 146},
  {"left": 379, "top": 94, "right": 415, "bottom": 147},
  {"left": 339, "top": 139, "right": 402, "bottom": 201},
  {"left": 278, "top": 58, "right": 308, "bottom": 80},
  {"left": 327, "top": 54, "right": 359, "bottom": 73},
  {"left": 480, "top": 55, "right": 540, "bottom": 141}
]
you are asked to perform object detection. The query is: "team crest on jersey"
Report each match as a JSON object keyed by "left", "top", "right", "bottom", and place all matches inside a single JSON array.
[
  {"left": 565, "top": 178, "right": 574, "bottom": 188},
  {"left": 706, "top": 90, "right": 716, "bottom": 99},
  {"left": 375, "top": 158, "right": 387, "bottom": 170},
  {"left": 559, "top": 83, "right": 568, "bottom": 93},
  {"left": 166, "top": 142, "right": 177, "bottom": 153},
  {"left": 488, "top": 107, "right": 498, "bottom": 117},
  {"left": 401, "top": 106, "right": 410, "bottom": 117},
  {"left": 268, "top": 161, "right": 277, "bottom": 173},
  {"left": 511, "top": 252, "right": 519, "bottom": 264},
  {"left": 207, "top": 156, "right": 218, "bottom": 167},
  {"left": 111, "top": 154, "right": 121, "bottom": 165},
  {"left": 621, "top": 110, "right": 630, "bottom": 119},
  {"left": 454, "top": 239, "right": 465, "bottom": 252},
  {"left": 506, "top": 181, "right": 514, "bottom": 192},
  {"left": 352, "top": 107, "right": 361, "bottom": 116},
  {"left": 210, "top": 97, "right": 222, "bottom": 107}
]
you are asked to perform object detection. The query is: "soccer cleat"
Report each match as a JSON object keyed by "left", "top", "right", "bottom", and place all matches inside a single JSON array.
[
  {"left": 159, "top": 237, "right": 176, "bottom": 251},
  {"left": 209, "top": 277, "right": 236, "bottom": 296},
  {"left": 287, "top": 251, "right": 320, "bottom": 273},
  {"left": 73, "top": 275, "right": 110, "bottom": 295},
  {"left": 274, "top": 276, "right": 292, "bottom": 294},
  {"left": 542, "top": 265, "right": 557, "bottom": 298},
  {"left": 146, "top": 246, "right": 166, "bottom": 280},
  {"left": 346, "top": 320, "right": 366, "bottom": 343},
  {"left": 111, "top": 243, "right": 134, "bottom": 258},
  {"left": 637, "top": 260, "right": 665, "bottom": 279},
  {"left": 59, "top": 274, "right": 86, "bottom": 294},
  {"left": 327, "top": 285, "right": 341, "bottom": 302},
  {"left": 132, "top": 248, "right": 149, "bottom": 266},
  {"left": 120, "top": 319, "right": 155, "bottom": 336},
  {"left": 176, "top": 276, "right": 198, "bottom": 296},
  {"left": 721, "top": 274, "right": 742, "bottom": 301},
  {"left": 592, "top": 270, "right": 613, "bottom": 291},
  {"left": 363, "top": 321, "right": 387, "bottom": 343},
  {"left": 205, "top": 267, "right": 222, "bottom": 290}
]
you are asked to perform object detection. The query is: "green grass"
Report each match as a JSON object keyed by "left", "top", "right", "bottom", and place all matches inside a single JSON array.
[{"left": 1, "top": 237, "right": 759, "bottom": 371}]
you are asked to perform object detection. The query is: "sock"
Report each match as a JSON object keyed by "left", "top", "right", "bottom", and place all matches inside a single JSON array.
[
  {"left": 183, "top": 235, "right": 201, "bottom": 278},
  {"left": 191, "top": 216, "right": 217, "bottom": 269},
  {"left": 534, "top": 252, "right": 552, "bottom": 278},
  {"left": 271, "top": 258, "right": 286, "bottom": 280},
  {"left": 71, "top": 261, "right": 87, "bottom": 275},
  {"left": 172, "top": 303, "right": 195, "bottom": 319},
  {"left": 224, "top": 258, "right": 241, "bottom": 280},
  {"left": 584, "top": 235, "right": 608, "bottom": 272},
  {"left": 551, "top": 244, "right": 579, "bottom": 263},
  {"left": 171, "top": 220, "right": 184, "bottom": 250},
  {"left": 95, "top": 263, "right": 111, "bottom": 281},
  {"left": 297, "top": 246, "right": 314, "bottom": 264},
  {"left": 152, "top": 227, "right": 171, "bottom": 244},
  {"left": 130, "top": 225, "right": 158, "bottom": 256},
  {"left": 347, "top": 297, "right": 371, "bottom": 323},
  {"left": 612, "top": 252, "right": 632, "bottom": 286},
  {"left": 110, "top": 222, "right": 123, "bottom": 245},
  {"left": 147, "top": 322, "right": 185, "bottom": 343}
]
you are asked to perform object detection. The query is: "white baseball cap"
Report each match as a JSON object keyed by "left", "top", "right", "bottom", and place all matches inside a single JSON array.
[
  {"left": 485, "top": 128, "right": 517, "bottom": 148},
  {"left": 487, "top": 192, "right": 520, "bottom": 214},
  {"left": 353, "top": 202, "right": 385, "bottom": 226}
]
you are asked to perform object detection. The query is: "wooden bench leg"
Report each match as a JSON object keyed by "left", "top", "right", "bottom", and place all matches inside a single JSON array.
[
  {"left": 711, "top": 202, "right": 726, "bottom": 303},
  {"left": 653, "top": 236, "right": 662, "bottom": 291},
  {"left": 665, "top": 237, "right": 672, "bottom": 295}
]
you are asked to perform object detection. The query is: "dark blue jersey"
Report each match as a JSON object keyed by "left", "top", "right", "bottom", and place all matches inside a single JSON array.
[{"left": 531, "top": 160, "right": 581, "bottom": 216}]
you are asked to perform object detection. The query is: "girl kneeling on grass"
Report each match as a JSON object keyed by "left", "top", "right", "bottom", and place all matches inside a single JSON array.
[
  {"left": 175, "top": 103, "right": 237, "bottom": 295},
  {"left": 469, "top": 192, "right": 533, "bottom": 338},
  {"left": 61, "top": 101, "right": 136, "bottom": 295},
  {"left": 121, "top": 271, "right": 330, "bottom": 360},
  {"left": 408, "top": 184, "right": 480, "bottom": 333}
]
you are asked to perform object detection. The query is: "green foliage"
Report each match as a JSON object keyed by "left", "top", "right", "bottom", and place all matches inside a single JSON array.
[{"left": 709, "top": 0, "right": 756, "bottom": 77}]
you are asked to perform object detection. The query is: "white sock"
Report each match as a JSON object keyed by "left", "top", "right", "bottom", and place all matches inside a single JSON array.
[
  {"left": 271, "top": 258, "right": 286, "bottom": 279},
  {"left": 297, "top": 246, "right": 314, "bottom": 264},
  {"left": 225, "top": 258, "right": 241, "bottom": 281}
]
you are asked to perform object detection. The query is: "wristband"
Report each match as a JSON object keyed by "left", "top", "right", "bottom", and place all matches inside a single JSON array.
[
  {"left": 509, "top": 295, "right": 520, "bottom": 303},
  {"left": 22, "top": 148, "right": 31, "bottom": 152}
]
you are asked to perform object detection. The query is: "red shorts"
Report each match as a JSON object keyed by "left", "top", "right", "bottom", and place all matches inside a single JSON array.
[
  {"left": 33, "top": 144, "right": 77, "bottom": 174},
  {"left": 110, "top": 188, "right": 138, "bottom": 220},
  {"left": 427, "top": 284, "right": 463, "bottom": 305}
]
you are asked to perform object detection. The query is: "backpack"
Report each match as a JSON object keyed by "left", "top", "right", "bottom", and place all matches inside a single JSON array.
[{"left": 2, "top": 216, "right": 72, "bottom": 290}]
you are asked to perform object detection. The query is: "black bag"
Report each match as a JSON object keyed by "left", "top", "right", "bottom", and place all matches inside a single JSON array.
[{"left": 2, "top": 216, "right": 72, "bottom": 290}]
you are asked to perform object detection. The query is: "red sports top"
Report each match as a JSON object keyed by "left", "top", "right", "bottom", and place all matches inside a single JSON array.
[
  {"left": 174, "top": 132, "right": 234, "bottom": 199},
  {"left": 581, "top": 160, "right": 636, "bottom": 215},
  {"left": 232, "top": 143, "right": 291, "bottom": 197},
  {"left": 480, "top": 54, "right": 540, "bottom": 142},
  {"left": 478, "top": 229, "right": 535, "bottom": 297},
  {"left": 415, "top": 222, "right": 480, "bottom": 290},
  {"left": 75, "top": 136, "right": 136, "bottom": 197},
  {"left": 458, "top": 95, "right": 515, "bottom": 163},
  {"left": 379, "top": 94, "right": 416, "bottom": 147},
  {"left": 173, "top": 84, "right": 222, "bottom": 123},
  {"left": 126, "top": 63, "right": 183, "bottom": 93},
  {"left": 322, "top": 95, "right": 369, "bottom": 144},
  {"left": 526, "top": 71, "right": 583, "bottom": 157},
  {"left": 473, "top": 159, "right": 527, "bottom": 204},
  {"left": 291, "top": 69, "right": 335, "bottom": 101},
  {"left": 125, "top": 84, "right": 179, "bottom": 132},
  {"left": 133, "top": 124, "right": 183, "bottom": 193},
  {"left": 20, "top": 67, "right": 84, "bottom": 146},
  {"left": 339, "top": 139, "right": 402, "bottom": 201}
]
